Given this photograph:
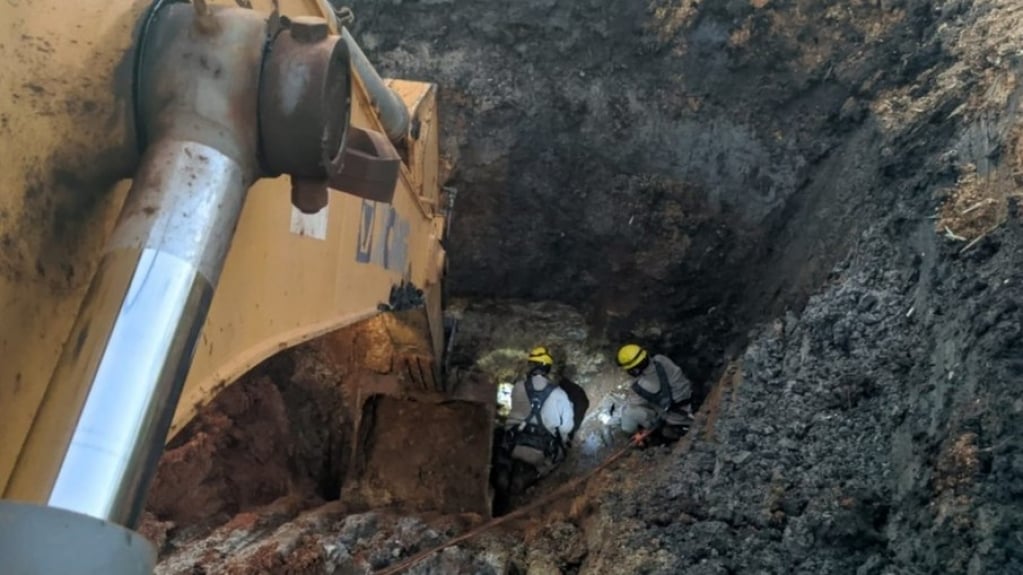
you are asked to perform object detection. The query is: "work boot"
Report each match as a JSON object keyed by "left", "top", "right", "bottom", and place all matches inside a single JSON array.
[
  {"left": 635, "top": 424, "right": 687, "bottom": 449},
  {"left": 659, "top": 423, "right": 689, "bottom": 442}
]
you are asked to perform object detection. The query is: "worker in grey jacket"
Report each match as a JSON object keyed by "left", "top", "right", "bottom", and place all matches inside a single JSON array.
[
  {"left": 616, "top": 343, "right": 694, "bottom": 446},
  {"left": 492, "top": 346, "right": 575, "bottom": 513}
]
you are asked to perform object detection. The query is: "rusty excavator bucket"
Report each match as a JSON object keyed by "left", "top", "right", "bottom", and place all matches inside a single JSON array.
[{"left": 322, "top": 309, "right": 495, "bottom": 515}]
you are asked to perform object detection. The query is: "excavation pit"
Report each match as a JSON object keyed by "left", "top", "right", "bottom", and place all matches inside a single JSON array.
[{"left": 141, "top": 0, "right": 1023, "bottom": 572}]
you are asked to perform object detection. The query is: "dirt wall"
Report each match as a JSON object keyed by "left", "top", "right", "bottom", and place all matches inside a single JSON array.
[
  {"left": 341, "top": 0, "right": 1023, "bottom": 572},
  {"left": 344, "top": 0, "right": 977, "bottom": 383},
  {"left": 143, "top": 347, "right": 349, "bottom": 532}
]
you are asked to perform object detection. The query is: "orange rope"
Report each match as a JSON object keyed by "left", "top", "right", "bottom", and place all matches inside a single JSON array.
[{"left": 373, "top": 438, "right": 646, "bottom": 575}]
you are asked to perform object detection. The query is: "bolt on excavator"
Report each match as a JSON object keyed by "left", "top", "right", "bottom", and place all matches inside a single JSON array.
[{"left": 0, "top": 1, "right": 494, "bottom": 571}]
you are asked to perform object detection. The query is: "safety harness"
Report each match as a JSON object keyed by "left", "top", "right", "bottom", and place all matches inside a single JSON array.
[
  {"left": 631, "top": 360, "right": 691, "bottom": 423},
  {"left": 507, "top": 375, "right": 566, "bottom": 462},
  {"left": 524, "top": 377, "right": 555, "bottom": 427}
]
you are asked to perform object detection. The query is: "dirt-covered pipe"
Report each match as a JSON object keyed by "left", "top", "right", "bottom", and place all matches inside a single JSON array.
[{"left": 341, "top": 27, "right": 410, "bottom": 143}]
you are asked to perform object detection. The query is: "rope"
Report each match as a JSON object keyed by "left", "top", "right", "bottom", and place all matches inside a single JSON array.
[{"left": 372, "top": 438, "right": 646, "bottom": 575}]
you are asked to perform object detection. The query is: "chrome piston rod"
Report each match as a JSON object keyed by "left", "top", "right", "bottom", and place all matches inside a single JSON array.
[{"left": 43, "top": 139, "right": 248, "bottom": 526}]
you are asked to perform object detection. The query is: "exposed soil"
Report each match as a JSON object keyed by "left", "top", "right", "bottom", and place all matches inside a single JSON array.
[
  {"left": 144, "top": 0, "right": 1023, "bottom": 573},
  {"left": 141, "top": 313, "right": 496, "bottom": 570},
  {"left": 143, "top": 346, "right": 349, "bottom": 535}
]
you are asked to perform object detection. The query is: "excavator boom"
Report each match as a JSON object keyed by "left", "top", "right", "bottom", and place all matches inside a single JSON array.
[{"left": 0, "top": 1, "right": 490, "bottom": 571}]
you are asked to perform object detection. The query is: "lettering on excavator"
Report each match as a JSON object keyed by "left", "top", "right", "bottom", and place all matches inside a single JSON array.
[
  {"left": 357, "top": 200, "right": 375, "bottom": 261},
  {"left": 356, "top": 199, "right": 410, "bottom": 273}
]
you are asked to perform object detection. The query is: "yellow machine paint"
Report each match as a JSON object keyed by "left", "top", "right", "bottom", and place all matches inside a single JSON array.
[{"left": 0, "top": 0, "right": 448, "bottom": 502}]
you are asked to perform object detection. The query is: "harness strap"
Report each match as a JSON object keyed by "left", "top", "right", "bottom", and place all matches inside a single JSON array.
[
  {"left": 631, "top": 359, "right": 674, "bottom": 411},
  {"left": 524, "top": 376, "right": 555, "bottom": 427},
  {"left": 513, "top": 376, "right": 564, "bottom": 461}
]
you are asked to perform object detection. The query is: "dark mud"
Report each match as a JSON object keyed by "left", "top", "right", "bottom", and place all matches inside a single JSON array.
[{"left": 589, "top": 218, "right": 1023, "bottom": 573}]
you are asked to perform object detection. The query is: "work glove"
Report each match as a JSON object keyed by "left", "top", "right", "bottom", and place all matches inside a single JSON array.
[{"left": 631, "top": 428, "right": 654, "bottom": 447}]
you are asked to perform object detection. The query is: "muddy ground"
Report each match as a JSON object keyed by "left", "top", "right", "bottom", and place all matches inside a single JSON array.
[{"left": 142, "top": 0, "right": 1023, "bottom": 573}]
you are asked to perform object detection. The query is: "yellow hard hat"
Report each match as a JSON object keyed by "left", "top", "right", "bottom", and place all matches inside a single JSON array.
[
  {"left": 616, "top": 344, "right": 648, "bottom": 370},
  {"left": 528, "top": 346, "right": 554, "bottom": 366}
]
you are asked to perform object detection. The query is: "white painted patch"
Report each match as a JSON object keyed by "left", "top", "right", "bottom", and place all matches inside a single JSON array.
[
  {"left": 496, "top": 382, "right": 514, "bottom": 418},
  {"left": 290, "top": 202, "right": 329, "bottom": 240}
]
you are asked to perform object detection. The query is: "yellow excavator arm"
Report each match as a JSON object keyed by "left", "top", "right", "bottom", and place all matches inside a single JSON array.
[{"left": 0, "top": 1, "right": 469, "bottom": 571}]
